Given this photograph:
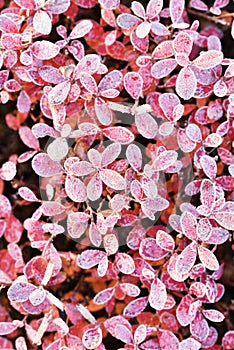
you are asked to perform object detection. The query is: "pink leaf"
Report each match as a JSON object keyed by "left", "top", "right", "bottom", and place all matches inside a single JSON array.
[
  {"left": 117, "top": 14, "right": 140, "bottom": 29},
  {"left": 202, "top": 309, "right": 225, "bottom": 322},
  {"left": 151, "top": 59, "right": 177, "bottom": 79},
  {"left": 115, "top": 324, "right": 133, "bottom": 344},
  {"left": 103, "top": 126, "right": 134, "bottom": 144},
  {"left": 95, "top": 97, "right": 112, "bottom": 126},
  {"left": 82, "top": 326, "right": 102, "bottom": 350},
  {"left": 126, "top": 144, "right": 142, "bottom": 171},
  {"left": 124, "top": 72, "right": 143, "bottom": 100},
  {"left": 176, "top": 66, "right": 197, "bottom": 100},
  {"left": 152, "top": 150, "right": 178, "bottom": 171},
  {"left": 204, "top": 133, "right": 222, "bottom": 147},
  {"left": 200, "top": 179, "right": 216, "bottom": 210},
  {"left": 93, "top": 288, "right": 115, "bottom": 304},
  {"left": 186, "top": 123, "right": 202, "bottom": 142},
  {"left": 180, "top": 211, "right": 197, "bottom": 241},
  {"left": 135, "top": 112, "right": 158, "bottom": 139},
  {"left": 190, "top": 0, "right": 208, "bottom": 11},
  {"left": 190, "top": 311, "right": 209, "bottom": 342},
  {"left": 131, "top": 1, "right": 145, "bottom": 18},
  {"left": 158, "top": 93, "right": 180, "bottom": 121},
  {"left": 18, "top": 187, "right": 40, "bottom": 202},
  {"left": 45, "top": 0, "right": 71, "bottom": 14},
  {"left": 32, "top": 153, "right": 62, "bottom": 177},
  {"left": 19, "top": 126, "right": 40, "bottom": 150},
  {"left": 156, "top": 230, "right": 175, "bottom": 251},
  {"left": 146, "top": 0, "right": 163, "bottom": 19},
  {"left": 99, "top": 70, "right": 123, "bottom": 90},
  {"left": 149, "top": 278, "right": 167, "bottom": 310},
  {"left": 134, "top": 324, "right": 147, "bottom": 345},
  {"left": 69, "top": 20, "right": 93, "bottom": 39},
  {"left": 198, "top": 246, "right": 219, "bottom": 271},
  {"left": 71, "top": 161, "right": 95, "bottom": 176},
  {"left": 87, "top": 173, "right": 103, "bottom": 201},
  {"left": 80, "top": 73, "right": 98, "bottom": 94},
  {"left": 31, "top": 41, "right": 60, "bottom": 60},
  {"left": 212, "top": 211, "right": 234, "bottom": 230},
  {"left": 74, "top": 54, "right": 101, "bottom": 78},
  {"left": 173, "top": 32, "right": 193, "bottom": 56},
  {"left": 222, "top": 330, "right": 234, "bottom": 349},
  {"left": 33, "top": 10, "right": 52, "bottom": 35},
  {"left": 169, "top": 0, "right": 185, "bottom": 23},
  {"left": 48, "top": 81, "right": 71, "bottom": 105},
  {"left": 0, "top": 15, "right": 18, "bottom": 33},
  {"left": 17, "top": 90, "right": 31, "bottom": 114},
  {"left": 123, "top": 297, "right": 148, "bottom": 317},
  {"left": 0, "top": 161, "right": 16, "bottom": 181},
  {"left": 101, "top": 143, "right": 121, "bottom": 167},
  {"left": 139, "top": 238, "right": 168, "bottom": 261},
  {"left": 136, "top": 21, "right": 151, "bottom": 39},
  {"left": 158, "top": 330, "right": 179, "bottom": 350},
  {"left": 77, "top": 250, "right": 106, "bottom": 269},
  {"left": 196, "top": 218, "right": 212, "bottom": 241},
  {"left": 193, "top": 50, "right": 223, "bottom": 69},
  {"left": 151, "top": 21, "right": 170, "bottom": 36},
  {"left": 178, "top": 128, "right": 196, "bottom": 152},
  {"left": 179, "top": 338, "right": 201, "bottom": 350},
  {"left": 176, "top": 241, "right": 197, "bottom": 274},
  {"left": 99, "top": 0, "right": 120, "bottom": 9},
  {"left": 116, "top": 253, "right": 135, "bottom": 274},
  {"left": 7, "top": 282, "right": 36, "bottom": 302},
  {"left": 119, "top": 283, "right": 140, "bottom": 297},
  {"left": 29, "top": 288, "right": 46, "bottom": 306},
  {"left": 100, "top": 169, "right": 125, "bottom": 190},
  {"left": 41, "top": 201, "right": 65, "bottom": 216},
  {"left": 65, "top": 175, "right": 87, "bottom": 202},
  {"left": 176, "top": 295, "right": 194, "bottom": 326},
  {"left": 0, "top": 322, "right": 20, "bottom": 336}
]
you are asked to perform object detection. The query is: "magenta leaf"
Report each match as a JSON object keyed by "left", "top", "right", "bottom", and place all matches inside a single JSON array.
[
  {"left": 156, "top": 230, "right": 175, "bottom": 251},
  {"left": 19, "top": 126, "right": 40, "bottom": 150},
  {"left": 101, "top": 143, "right": 121, "bottom": 167},
  {"left": 0, "top": 161, "right": 16, "bottom": 181},
  {"left": 180, "top": 211, "right": 197, "bottom": 241},
  {"left": 93, "top": 288, "right": 115, "bottom": 304},
  {"left": 7, "top": 282, "right": 36, "bottom": 302},
  {"left": 179, "top": 338, "right": 201, "bottom": 350},
  {"left": 115, "top": 252, "right": 135, "bottom": 274},
  {"left": 212, "top": 211, "right": 234, "bottom": 230},
  {"left": 103, "top": 126, "right": 134, "bottom": 144},
  {"left": 117, "top": 14, "right": 140, "bottom": 30},
  {"left": 45, "top": 0, "right": 71, "bottom": 14},
  {"left": 173, "top": 32, "right": 193, "bottom": 56},
  {"left": 158, "top": 329, "right": 179, "bottom": 350},
  {"left": 146, "top": 0, "right": 163, "bottom": 19}
]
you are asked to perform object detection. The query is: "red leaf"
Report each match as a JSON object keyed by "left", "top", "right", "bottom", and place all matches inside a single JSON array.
[
  {"left": 222, "top": 330, "right": 234, "bottom": 349},
  {"left": 200, "top": 179, "right": 216, "bottom": 210},
  {"left": 139, "top": 238, "right": 168, "bottom": 261},
  {"left": 158, "top": 330, "right": 179, "bottom": 350},
  {"left": 0, "top": 195, "right": 12, "bottom": 219},
  {"left": 180, "top": 211, "right": 197, "bottom": 241},
  {"left": 176, "top": 66, "right": 197, "bottom": 100},
  {"left": 176, "top": 295, "right": 194, "bottom": 326},
  {"left": 173, "top": 32, "right": 193, "bottom": 56},
  {"left": 156, "top": 230, "right": 175, "bottom": 251},
  {"left": 198, "top": 245, "right": 219, "bottom": 271}
]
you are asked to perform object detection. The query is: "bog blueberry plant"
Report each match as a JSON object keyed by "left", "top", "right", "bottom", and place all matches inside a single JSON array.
[{"left": 0, "top": 0, "right": 234, "bottom": 349}]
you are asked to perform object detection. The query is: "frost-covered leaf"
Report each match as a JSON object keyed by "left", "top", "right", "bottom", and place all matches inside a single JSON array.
[
  {"left": 180, "top": 211, "right": 197, "bottom": 241},
  {"left": 152, "top": 150, "right": 177, "bottom": 171},
  {"left": 101, "top": 143, "right": 121, "bottom": 167},
  {"left": 126, "top": 144, "right": 142, "bottom": 171},
  {"left": 151, "top": 59, "right": 177, "bottom": 79},
  {"left": 33, "top": 10, "right": 52, "bottom": 35},
  {"left": 212, "top": 211, "right": 234, "bottom": 230},
  {"left": 18, "top": 187, "right": 40, "bottom": 202},
  {"left": 202, "top": 309, "right": 225, "bottom": 322},
  {"left": 82, "top": 326, "right": 102, "bottom": 350},
  {"left": 123, "top": 297, "right": 148, "bottom": 317},
  {"left": 169, "top": 0, "right": 185, "bottom": 23},
  {"left": 48, "top": 81, "right": 71, "bottom": 105},
  {"left": 156, "top": 230, "right": 175, "bottom": 251},
  {"left": 7, "top": 282, "right": 36, "bottom": 302},
  {"left": 65, "top": 176, "right": 87, "bottom": 202},
  {"left": 193, "top": 50, "right": 223, "bottom": 69},
  {"left": 77, "top": 250, "right": 106, "bottom": 269},
  {"left": 173, "top": 32, "right": 193, "bottom": 56},
  {"left": 87, "top": 173, "right": 103, "bottom": 201},
  {"left": 146, "top": 0, "right": 163, "bottom": 19},
  {"left": 32, "top": 153, "right": 62, "bottom": 177},
  {"left": 179, "top": 338, "right": 201, "bottom": 350},
  {"left": 31, "top": 41, "right": 60, "bottom": 60},
  {"left": 117, "top": 14, "right": 140, "bottom": 30},
  {"left": 93, "top": 288, "right": 115, "bottom": 304},
  {"left": 176, "top": 241, "right": 197, "bottom": 274},
  {"left": 158, "top": 329, "right": 179, "bottom": 350},
  {"left": 19, "top": 126, "right": 40, "bottom": 150},
  {"left": 124, "top": 72, "right": 143, "bottom": 100},
  {"left": 116, "top": 253, "right": 135, "bottom": 274},
  {"left": 0, "top": 161, "right": 16, "bottom": 181},
  {"left": 69, "top": 20, "right": 93, "bottom": 39},
  {"left": 103, "top": 126, "right": 134, "bottom": 144},
  {"left": 176, "top": 66, "right": 197, "bottom": 100},
  {"left": 149, "top": 278, "right": 167, "bottom": 310},
  {"left": 198, "top": 245, "right": 219, "bottom": 271}
]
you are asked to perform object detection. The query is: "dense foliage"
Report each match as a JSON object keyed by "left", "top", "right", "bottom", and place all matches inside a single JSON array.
[{"left": 0, "top": 0, "right": 234, "bottom": 349}]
